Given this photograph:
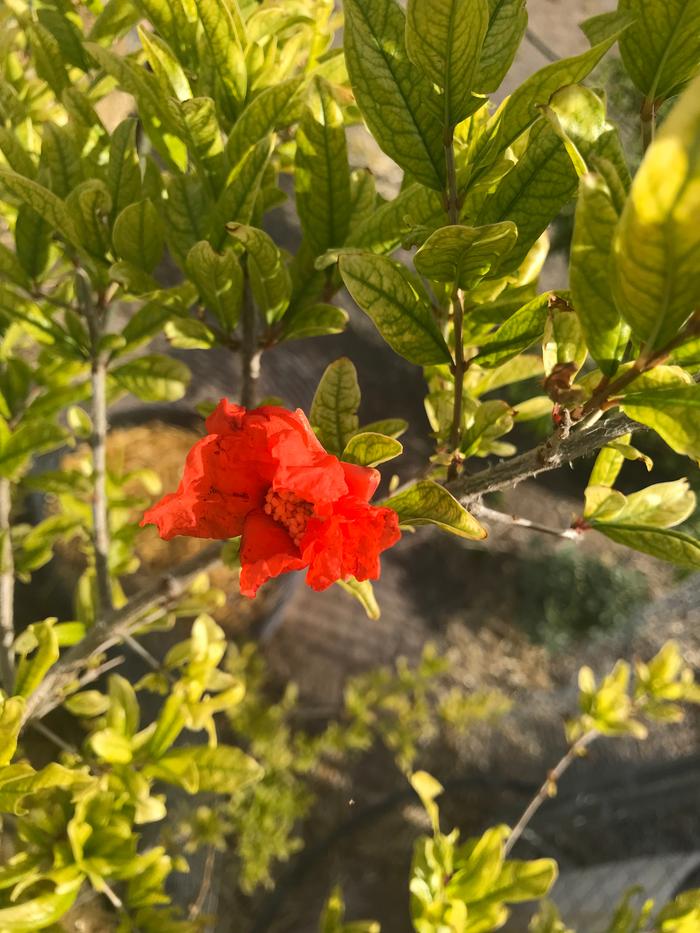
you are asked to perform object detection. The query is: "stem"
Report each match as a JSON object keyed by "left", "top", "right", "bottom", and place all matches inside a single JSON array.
[
  {"left": 445, "top": 129, "right": 464, "bottom": 480},
  {"left": 0, "top": 478, "right": 15, "bottom": 693},
  {"left": 241, "top": 277, "right": 261, "bottom": 409},
  {"left": 504, "top": 729, "right": 598, "bottom": 856},
  {"left": 447, "top": 411, "right": 640, "bottom": 501},
  {"left": 473, "top": 504, "right": 582, "bottom": 541},
  {"left": 90, "top": 353, "right": 113, "bottom": 616},
  {"left": 78, "top": 273, "right": 113, "bottom": 618},
  {"left": 641, "top": 96, "right": 656, "bottom": 153}
]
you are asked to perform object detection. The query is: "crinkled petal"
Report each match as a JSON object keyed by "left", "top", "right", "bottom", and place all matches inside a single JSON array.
[
  {"left": 205, "top": 398, "right": 246, "bottom": 435},
  {"left": 141, "top": 435, "right": 269, "bottom": 540},
  {"left": 302, "top": 499, "right": 401, "bottom": 591},
  {"left": 239, "top": 509, "right": 307, "bottom": 597},
  {"left": 342, "top": 461, "right": 381, "bottom": 501}
]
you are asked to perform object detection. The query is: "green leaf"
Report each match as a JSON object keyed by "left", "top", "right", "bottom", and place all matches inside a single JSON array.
[
  {"left": 593, "top": 523, "right": 700, "bottom": 570},
  {"left": 178, "top": 97, "right": 225, "bottom": 176},
  {"left": 344, "top": 0, "right": 445, "bottom": 191},
  {"left": 210, "top": 135, "right": 273, "bottom": 248},
  {"left": 227, "top": 224, "right": 291, "bottom": 323},
  {"left": 409, "top": 770, "right": 444, "bottom": 833},
  {"left": 414, "top": 223, "right": 517, "bottom": 289},
  {"left": 310, "top": 357, "right": 361, "bottom": 456},
  {"left": 461, "top": 399, "right": 515, "bottom": 457},
  {"left": 0, "top": 696, "right": 24, "bottom": 766},
  {"left": 622, "top": 381, "right": 700, "bottom": 460},
  {"left": 612, "top": 76, "right": 700, "bottom": 348},
  {"left": 570, "top": 173, "right": 630, "bottom": 375},
  {"left": 474, "top": 0, "right": 528, "bottom": 94},
  {"left": 337, "top": 577, "right": 381, "bottom": 621},
  {"left": 41, "top": 123, "right": 83, "bottom": 198},
  {"left": 0, "top": 881, "right": 81, "bottom": 932},
  {"left": 90, "top": 727, "right": 133, "bottom": 764},
  {"left": 107, "top": 118, "right": 142, "bottom": 220},
  {"left": 619, "top": 480, "right": 696, "bottom": 527},
  {"left": 111, "top": 355, "right": 191, "bottom": 402},
  {"left": 280, "top": 303, "right": 348, "bottom": 341},
  {"left": 13, "top": 621, "right": 59, "bottom": 699},
  {"left": 130, "top": 0, "right": 194, "bottom": 61},
  {"left": 619, "top": 0, "right": 700, "bottom": 100},
  {"left": 339, "top": 252, "right": 451, "bottom": 366},
  {"left": 542, "top": 307, "right": 587, "bottom": 379},
  {"left": 64, "top": 691, "right": 111, "bottom": 718},
  {"left": 163, "top": 175, "right": 212, "bottom": 265},
  {"left": 186, "top": 241, "right": 243, "bottom": 332},
  {"left": 0, "top": 243, "right": 29, "bottom": 289},
  {"left": 347, "top": 182, "right": 443, "bottom": 255},
  {"left": 382, "top": 480, "right": 486, "bottom": 539},
  {"left": 355, "top": 419, "right": 408, "bottom": 439},
  {"left": 495, "top": 34, "right": 619, "bottom": 152},
  {"left": 0, "top": 167, "right": 77, "bottom": 246},
  {"left": 406, "top": 0, "right": 489, "bottom": 126},
  {"left": 37, "top": 9, "right": 91, "bottom": 72},
  {"left": 0, "top": 127, "right": 37, "bottom": 179},
  {"left": 27, "top": 21, "right": 69, "bottom": 98},
  {"left": 580, "top": 9, "right": 636, "bottom": 46},
  {"left": 474, "top": 292, "right": 554, "bottom": 368},
  {"left": 296, "top": 77, "right": 351, "bottom": 255},
  {"left": 480, "top": 120, "right": 578, "bottom": 273},
  {"left": 112, "top": 200, "right": 164, "bottom": 272},
  {"left": 66, "top": 179, "right": 112, "bottom": 258},
  {"left": 588, "top": 435, "right": 632, "bottom": 488},
  {"left": 137, "top": 25, "right": 192, "bottom": 101},
  {"left": 164, "top": 318, "right": 216, "bottom": 349},
  {"left": 225, "top": 77, "right": 305, "bottom": 168},
  {"left": 492, "top": 858, "right": 558, "bottom": 903},
  {"left": 148, "top": 694, "right": 187, "bottom": 758},
  {"left": 15, "top": 206, "right": 51, "bottom": 279},
  {"left": 152, "top": 745, "right": 262, "bottom": 793},
  {"left": 192, "top": 0, "right": 247, "bottom": 121},
  {"left": 584, "top": 485, "right": 627, "bottom": 521},
  {"left": 343, "top": 432, "right": 403, "bottom": 467},
  {"left": 0, "top": 421, "right": 68, "bottom": 479}
]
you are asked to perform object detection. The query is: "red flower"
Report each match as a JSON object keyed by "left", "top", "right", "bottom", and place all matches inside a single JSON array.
[{"left": 141, "top": 400, "right": 401, "bottom": 597}]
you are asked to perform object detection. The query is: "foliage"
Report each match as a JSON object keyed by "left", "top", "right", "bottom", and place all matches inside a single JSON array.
[{"left": 0, "top": 0, "right": 698, "bottom": 929}]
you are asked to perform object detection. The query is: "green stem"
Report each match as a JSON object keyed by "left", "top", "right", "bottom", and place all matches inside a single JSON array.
[{"left": 641, "top": 96, "right": 656, "bottom": 153}]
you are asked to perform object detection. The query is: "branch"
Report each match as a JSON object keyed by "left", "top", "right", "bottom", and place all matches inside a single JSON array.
[
  {"left": 79, "top": 274, "right": 113, "bottom": 617},
  {"left": 241, "top": 277, "right": 261, "bottom": 408},
  {"left": 0, "top": 478, "right": 14, "bottom": 693},
  {"left": 504, "top": 729, "right": 598, "bottom": 856},
  {"left": 447, "top": 412, "right": 641, "bottom": 501},
  {"left": 472, "top": 504, "right": 582, "bottom": 541},
  {"left": 444, "top": 130, "right": 464, "bottom": 481},
  {"left": 20, "top": 543, "right": 223, "bottom": 727}
]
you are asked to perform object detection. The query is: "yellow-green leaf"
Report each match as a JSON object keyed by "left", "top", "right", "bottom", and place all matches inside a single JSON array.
[
  {"left": 612, "top": 76, "right": 700, "bottom": 348},
  {"left": 382, "top": 481, "right": 487, "bottom": 540},
  {"left": 414, "top": 223, "right": 517, "bottom": 290},
  {"left": 339, "top": 252, "right": 451, "bottom": 366},
  {"left": 310, "top": 358, "right": 360, "bottom": 456},
  {"left": 343, "top": 432, "right": 403, "bottom": 467}
]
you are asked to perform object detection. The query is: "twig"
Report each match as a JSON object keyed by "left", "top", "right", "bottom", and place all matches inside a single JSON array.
[
  {"left": 19, "top": 543, "right": 223, "bottom": 728},
  {"left": 641, "top": 96, "right": 656, "bottom": 153},
  {"left": 504, "top": 729, "right": 598, "bottom": 856},
  {"left": 123, "top": 632, "right": 175, "bottom": 683},
  {"left": 30, "top": 719, "right": 79, "bottom": 756},
  {"left": 444, "top": 130, "right": 464, "bottom": 481},
  {"left": 448, "top": 412, "right": 640, "bottom": 502},
  {"left": 241, "top": 277, "right": 261, "bottom": 409},
  {"left": 0, "top": 477, "right": 14, "bottom": 693},
  {"left": 79, "top": 274, "right": 113, "bottom": 616},
  {"left": 189, "top": 846, "right": 217, "bottom": 921},
  {"left": 473, "top": 504, "right": 582, "bottom": 541}
]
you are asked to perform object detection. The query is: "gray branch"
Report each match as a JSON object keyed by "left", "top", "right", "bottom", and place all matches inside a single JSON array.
[{"left": 448, "top": 413, "right": 641, "bottom": 501}]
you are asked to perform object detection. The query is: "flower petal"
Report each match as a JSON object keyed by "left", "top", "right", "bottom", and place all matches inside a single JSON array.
[
  {"left": 141, "top": 435, "right": 269, "bottom": 540},
  {"left": 239, "top": 509, "right": 307, "bottom": 597},
  {"left": 302, "top": 499, "right": 401, "bottom": 591},
  {"left": 342, "top": 461, "right": 381, "bottom": 501},
  {"left": 205, "top": 398, "right": 246, "bottom": 435}
]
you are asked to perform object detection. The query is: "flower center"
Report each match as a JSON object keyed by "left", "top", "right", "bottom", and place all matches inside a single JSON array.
[{"left": 263, "top": 488, "right": 314, "bottom": 547}]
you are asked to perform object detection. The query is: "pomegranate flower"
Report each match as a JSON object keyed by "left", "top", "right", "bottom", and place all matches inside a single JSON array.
[{"left": 141, "top": 400, "right": 401, "bottom": 597}]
